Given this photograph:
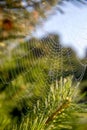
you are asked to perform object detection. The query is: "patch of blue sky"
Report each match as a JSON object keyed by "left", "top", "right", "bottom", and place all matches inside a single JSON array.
[{"left": 33, "top": 2, "right": 87, "bottom": 58}]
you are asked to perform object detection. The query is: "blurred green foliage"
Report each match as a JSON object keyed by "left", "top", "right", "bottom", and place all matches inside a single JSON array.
[
  {"left": 0, "top": 1, "right": 87, "bottom": 130},
  {"left": 0, "top": 34, "right": 87, "bottom": 130}
]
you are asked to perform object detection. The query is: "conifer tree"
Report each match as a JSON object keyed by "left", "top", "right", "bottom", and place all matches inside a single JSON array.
[{"left": 0, "top": 1, "right": 87, "bottom": 130}]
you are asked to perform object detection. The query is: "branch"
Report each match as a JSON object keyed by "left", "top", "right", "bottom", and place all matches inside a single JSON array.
[{"left": 45, "top": 97, "right": 71, "bottom": 124}]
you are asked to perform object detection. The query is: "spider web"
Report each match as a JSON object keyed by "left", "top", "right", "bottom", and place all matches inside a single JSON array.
[
  {"left": 0, "top": 33, "right": 86, "bottom": 89},
  {"left": 0, "top": 1, "right": 87, "bottom": 89}
]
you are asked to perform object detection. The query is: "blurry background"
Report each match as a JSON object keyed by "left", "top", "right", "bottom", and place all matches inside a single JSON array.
[
  {"left": 33, "top": 1, "right": 87, "bottom": 58},
  {"left": 0, "top": 1, "right": 87, "bottom": 130}
]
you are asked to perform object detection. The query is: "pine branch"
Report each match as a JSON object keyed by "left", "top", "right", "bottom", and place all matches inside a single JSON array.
[{"left": 45, "top": 97, "right": 71, "bottom": 124}]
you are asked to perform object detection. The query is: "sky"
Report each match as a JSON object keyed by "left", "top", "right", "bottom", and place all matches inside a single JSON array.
[{"left": 33, "top": 2, "right": 87, "bottom": 58}]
